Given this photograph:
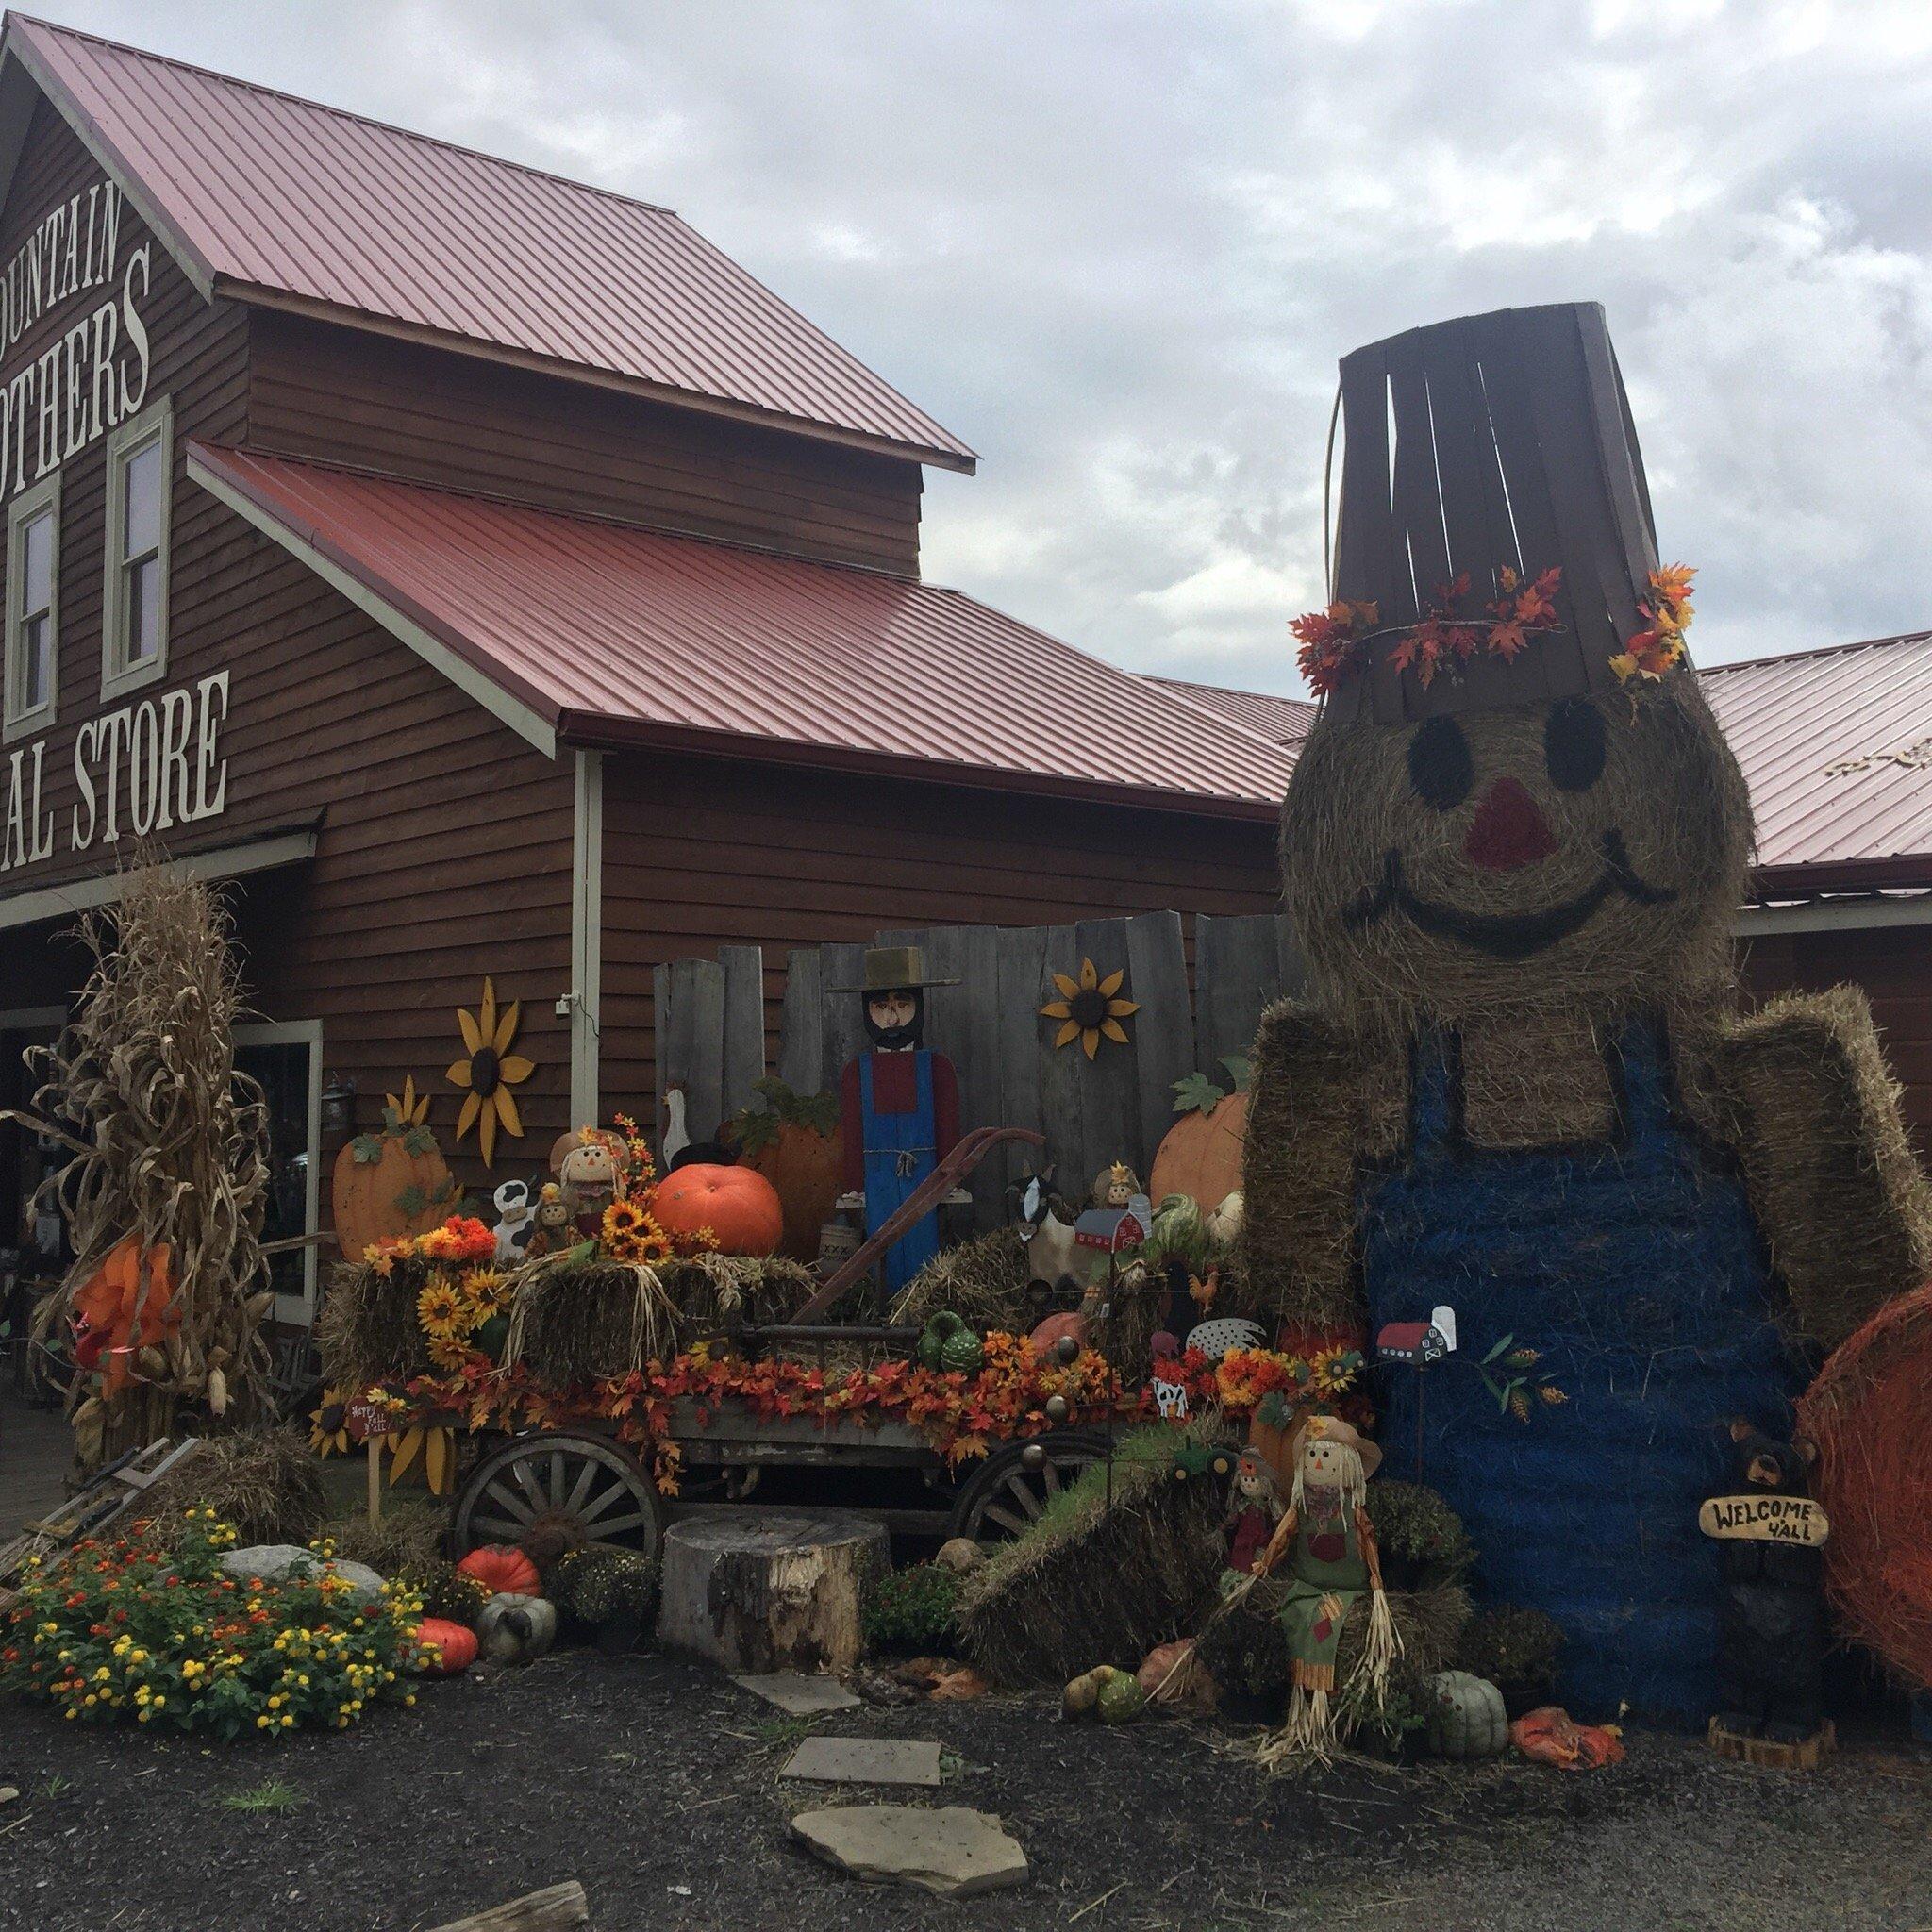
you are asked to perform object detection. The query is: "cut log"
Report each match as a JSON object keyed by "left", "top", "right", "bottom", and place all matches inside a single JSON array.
[
  {"left": 658, "top": 1508, "right": 888, "bottom": 1674},
  {"left": 425, "top": 1879, "right": 589, "bottom": 1932}
]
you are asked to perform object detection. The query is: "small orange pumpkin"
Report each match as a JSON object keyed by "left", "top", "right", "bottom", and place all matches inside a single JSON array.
[
  {"left": 415, "top": 1617, "right": 478, "bottom": 1674},
  {"left": 652, "top": 1163, "right": 784, "bottom": 1257},
  {"left": 457, "top": 1544, "right": 541, "bottom": 1596}
]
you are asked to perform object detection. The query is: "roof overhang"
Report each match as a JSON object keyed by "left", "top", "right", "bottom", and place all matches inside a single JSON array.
[{"left": 0, "top": 825, "right": 318, "bottom": 934}]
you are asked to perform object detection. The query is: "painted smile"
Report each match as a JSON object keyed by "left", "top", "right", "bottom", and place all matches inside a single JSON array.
[{"left": 1343, "top": 830, "right": 1675, "bottom": 960}]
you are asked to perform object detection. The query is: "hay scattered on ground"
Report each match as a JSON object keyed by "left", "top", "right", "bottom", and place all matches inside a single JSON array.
[
  {"left": 138, "top": 1428, "right": 329, "bottom": 1550},
  {"left": 1194, "top": 1577, "right": 1472, "bottom": 1705},
  {"left": 321, "top": 1499, "right": 449, "bottom": 1579},
  {"left": 889, "top": 1226, "right": 1031, "bottom": 1332},
  {"left": 957, "top": 1420, "right": 1235, "bottom": 1687},
  {"left": 1703, "top": 986, "right": 1932, "bottom": 1350}
]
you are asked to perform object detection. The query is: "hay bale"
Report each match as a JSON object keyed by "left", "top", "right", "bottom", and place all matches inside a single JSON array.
[
  {"left": 1705, "top": 988, "right": 1932, "bottom": 1350},
  {"left": 1194, "top": 1578, "right": 1471, "bottom": 1703},
  {"left": 139, "top": 1428, "right": 329, "bottom": 1549},
  {"left": 315, "top": 1258, "right": 428, "bottom": 1391},
  {"left": 506, "top": 1255, "right": 680, "bottom": 1385},
  {"left": 661, "top": 1252, "right": 815, "bottom": 1340},
  {"left": 889, "top": 1227, "right": 1030, "bottom": 1332},
  {"left": 955, "top": 1422, "right": 1234, "bottom": 1687}
]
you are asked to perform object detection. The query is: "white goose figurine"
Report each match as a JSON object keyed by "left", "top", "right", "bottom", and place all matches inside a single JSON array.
[{"left": 661, "top": 1084, "right": 691, "bottom": 1170}]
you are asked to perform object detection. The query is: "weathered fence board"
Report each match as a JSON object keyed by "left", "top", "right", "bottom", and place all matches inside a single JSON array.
[
  {"left": 776, "top": 946, "right": 825, "bottom": 1096},
  {"left": 1193, "top": 913, "right": 1304, "bottom": 1074},
  {"left": 1124, "top": 910, "right": 1193, "bottom": 1187},
  {"left": 720, "top": 945, "right": 767, "bottom": 1120},
  {"left": 653, "top": 951, "right": 765, "bottom": 1144}
]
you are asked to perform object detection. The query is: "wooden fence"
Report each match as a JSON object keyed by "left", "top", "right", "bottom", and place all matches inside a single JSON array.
[{"left": 654, "top": 912, "right": 1302, "bottom": 1229}]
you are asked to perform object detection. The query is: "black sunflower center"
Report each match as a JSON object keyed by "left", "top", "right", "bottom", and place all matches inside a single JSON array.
[
  {"left": 1069, "top": 987, "right": 1111, "bottom": 1031},
  {"left": 471, "top": 1046, "right": 501, "bottom": 1096}
]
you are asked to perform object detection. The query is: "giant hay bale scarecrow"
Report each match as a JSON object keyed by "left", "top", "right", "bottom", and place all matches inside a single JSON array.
[{"left": 1245, "top": 302, "right": 1932, "bottom": 1720}]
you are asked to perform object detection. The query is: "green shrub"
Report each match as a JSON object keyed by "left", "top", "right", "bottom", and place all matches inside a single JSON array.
[
  {"left": 554, "top": 1547, "right": 659, "bottom": 1629},
  {"left": 1363, "top": 1481, "right": 1475, "bottom": 1588},
  {"left": 1456, "top": 1604, "right": 1563, "bottom": 1690},
  {"left": 863, "top": 1562, "right": 960, "bottom": 1654},
  {"left": 1339, "top": 1660, "right": 1434, "bottom": 1755},
  {"left": 417, "top": 1563, "right": 492, "bottom": 1629},
  {"left": 0, "top": 1508, "right": 423, "bottom": 1740}
]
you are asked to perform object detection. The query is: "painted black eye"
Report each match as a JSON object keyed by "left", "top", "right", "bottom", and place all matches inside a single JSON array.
[
  {"left": 1407, "top": 716, "right": 1473, "bottom": 811},
  {"left": 1545, "top": 696, "right": 1607, "bottom": 791}
]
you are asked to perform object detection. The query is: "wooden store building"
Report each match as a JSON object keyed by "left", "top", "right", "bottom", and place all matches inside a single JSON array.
[{"left": 0, "top": 16, "right": 1925, "bottom": 1318}]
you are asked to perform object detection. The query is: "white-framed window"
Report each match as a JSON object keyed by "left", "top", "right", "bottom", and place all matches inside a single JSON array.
[
  {"left": 234, "top": 1019, "right": 324, "bottom": 1323},
  {"left": 4, "top": 470, "right": 60, "bottom": 742},
  {"left": 100, "top": 394, "right": 173, "bottom": 702}
]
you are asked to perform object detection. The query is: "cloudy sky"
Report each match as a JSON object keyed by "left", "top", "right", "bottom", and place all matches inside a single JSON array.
[{"left": 38, "top": 0, "right": 1932, "bottom": 695}]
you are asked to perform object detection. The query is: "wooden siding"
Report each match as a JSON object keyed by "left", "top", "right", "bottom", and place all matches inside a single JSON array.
[
  {"left": 246, "top": 309, "right": 924, "bottom": 575},
  {"left": 1740, "top": 924, "right": 1932, "bottom": 1160},
  {"left": 596, "top": 752, "right": 1284, "bottom": 1119}
]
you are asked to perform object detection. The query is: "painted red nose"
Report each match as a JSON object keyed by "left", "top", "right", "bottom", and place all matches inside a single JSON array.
[{"left": 1463, "top": 776, "right": 1557, "bottom": 872}]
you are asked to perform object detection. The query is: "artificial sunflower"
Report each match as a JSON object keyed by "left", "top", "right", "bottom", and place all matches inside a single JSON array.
[
  {"left": 387, "top": 1422, "right": 457, "bottom": 1495},
  {"left": 446, "top": 976, "right": 535, "bottom": 1167},
  {"left": 632, "top": 1216, "right": 675, "bottom": 1265},
  {"left": 1041, "top": 958, "right": 1141, "bottom": 1059},
  {"left": 604, "top": 1227, "right": 645, "bottom": 1263},
  {"left": 603, "top": 1199, "right": 646, "bottom": 1242},
  {"left": 308, "top": 1388, "right": 355, "bottom": 1457},
  {"left": 416, "top": 1277, "right": 466, "bottom": 1341},
  {"left": 458, "top": 1264, "right": 511, "bottom": 1320}
]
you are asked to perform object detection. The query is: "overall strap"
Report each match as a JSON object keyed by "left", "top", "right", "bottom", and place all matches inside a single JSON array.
[
  {"left": 1610, "top": 1017, "right": 1675, "bottom": 1141},
  {"left": 859, "top": 1053, "right": 874, "bottom": 1116},
  {"left": 1408, "top": 1027, "right": 1458, "bottom": 1157}
]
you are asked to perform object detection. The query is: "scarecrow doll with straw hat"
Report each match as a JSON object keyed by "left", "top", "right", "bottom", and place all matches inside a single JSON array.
[
  {"left": 1244, "top": 302, "right": 1932, "bottom": 1722},
  {"left": 834, "top": 945, "right": 962, "bottom": 1296}
]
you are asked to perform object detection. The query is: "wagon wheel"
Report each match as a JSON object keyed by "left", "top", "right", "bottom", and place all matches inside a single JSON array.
[
  {"left": 946, "top": 1430, "right": 1110, "bottom": 1543},
  {"left": 451, "top": 1431, "right": 664, "bottom": 1567}
]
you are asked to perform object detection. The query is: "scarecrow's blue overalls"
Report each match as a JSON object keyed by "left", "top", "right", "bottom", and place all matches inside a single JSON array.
[
  {"left": 860, "top": 1052, "right": 941, "bottom": 1295},
  {"left": 1362, "top": 1022, "right": 1796, "bottom": 1722}
]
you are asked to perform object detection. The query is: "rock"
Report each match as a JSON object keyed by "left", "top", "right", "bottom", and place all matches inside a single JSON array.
[
  {"left": 732, "top": 1672, "right": 860, "bottom": 1715},
  {"left": 218, "top": 1545, "right": 385, "bottom": 1607},
  {"left": 0, "top": 1787, "right": 17, "bottom": 1807},
  {"left": 791, "top": 1804, "right": 1028, "bottom": 1899},
  {"left": 934, "top": 1537, "right": 982, "bottom": 1575},
  {"left": 781, "top": 1736, "right": 943, "bottom": 1787}
]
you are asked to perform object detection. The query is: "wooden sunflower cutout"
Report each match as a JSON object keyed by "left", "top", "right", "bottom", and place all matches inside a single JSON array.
[
  {"left": 1041, "top": 958, "right": 1140, "bottom": 1058},
  {"left": 446, "top": 976, "right": 534, "bottom": 1167}
]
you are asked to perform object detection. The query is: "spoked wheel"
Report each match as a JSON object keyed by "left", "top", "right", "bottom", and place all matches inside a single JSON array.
[
  {"left": 946, "top": 1430, "right": 1110, "bottom": 1542},
  {"left": 451, "top": 1431, "right": 664, "bottom": 1566}
]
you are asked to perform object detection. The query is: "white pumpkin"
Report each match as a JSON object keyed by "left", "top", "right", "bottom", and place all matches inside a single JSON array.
[
  {"left": 475, "top": 1591, "right": 558, "bottom": 1666},
  {"left": 1424, "top": 1670, "right": 1508, "bottom": 1759}
]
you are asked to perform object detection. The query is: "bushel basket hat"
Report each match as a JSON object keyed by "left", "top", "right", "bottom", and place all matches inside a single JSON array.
[
  {"left": 1317, "top": 301, "right": 1684, "bottom": 725},
  {"left": 832, "top": 944, "right": 961, "bottom": 994}
]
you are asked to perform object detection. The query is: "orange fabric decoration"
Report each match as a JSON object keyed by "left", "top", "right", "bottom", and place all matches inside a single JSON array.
[
  {"left": 69, "top": 1240, "right": 178, "bottom": 1395},
  {"left": 1796, "top": 1281, "right": 1932, "bottom": 1690},
  {"left": 1508, "top": 1705, "right": 1624, "bottom": 1770}
]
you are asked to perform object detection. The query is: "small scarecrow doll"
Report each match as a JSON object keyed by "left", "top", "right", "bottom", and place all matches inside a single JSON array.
[
  {"left": 834, "top": 946, "right": 961, "bottom": 1295},
  {"left": 1251, "top": 1415, "right": 1398, "bottom": 1759},
  {"left": 1222, "top": 1446, "right": 1285, "bottom": 1590}
]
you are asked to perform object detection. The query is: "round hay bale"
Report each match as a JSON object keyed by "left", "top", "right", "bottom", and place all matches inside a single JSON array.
[{"left": 1797, "top": 1283, "right": 1932, "bottom": 1688}]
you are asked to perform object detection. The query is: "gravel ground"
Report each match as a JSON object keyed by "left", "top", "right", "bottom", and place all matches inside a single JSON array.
[{"left": 0, "top": 1648, "right": 1924, "bottom": 1932}]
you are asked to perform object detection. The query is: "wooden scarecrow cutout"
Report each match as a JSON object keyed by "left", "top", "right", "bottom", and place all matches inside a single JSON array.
[
  {"left": 834, "top": 946, "right": 962, "bottom": 1296},
  {"left": 1251, "top": 1415, "right": 1397, "bottom": 1760},
  {"left": 1245, "top": 302, "right": 1932, "bottom": 1722}
]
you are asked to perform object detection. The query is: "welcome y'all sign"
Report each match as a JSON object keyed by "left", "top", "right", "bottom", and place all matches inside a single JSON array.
[{"left": 1698, "top": 1493, "right": 1829, "bottom": 1548}]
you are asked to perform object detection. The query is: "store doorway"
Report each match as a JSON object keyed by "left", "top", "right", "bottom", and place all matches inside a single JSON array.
[{"left": 234, "top": 1022, "right": 323, "bottom": 1324}]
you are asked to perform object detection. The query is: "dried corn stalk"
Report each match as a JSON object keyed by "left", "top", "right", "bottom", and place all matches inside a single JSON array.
[{"left": 15, "top": 863, "right": 273, "bottom": 1466}]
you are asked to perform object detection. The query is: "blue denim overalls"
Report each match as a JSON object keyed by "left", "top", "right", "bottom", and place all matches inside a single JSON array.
[
  {"left": 860, "top": 1051, "right": 941, "bottom": 1295},
  {"left": 1362, "top": 1021, "right": 1795, "bottom": 1720}
]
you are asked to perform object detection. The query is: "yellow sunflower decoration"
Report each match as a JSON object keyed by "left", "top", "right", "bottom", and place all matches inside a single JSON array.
[
  {"left": 308, "top": 1388, "right": 356, "bottom": 1457},
  {"left": 1041, "top": 958, "right": 1141, "bottom": 1058},
  {"left": 447, "top": 977, "right": 534, "bottom": 1167},
  {"left": 388, "top": 1422, "right": 457, "bottom": 1495}
]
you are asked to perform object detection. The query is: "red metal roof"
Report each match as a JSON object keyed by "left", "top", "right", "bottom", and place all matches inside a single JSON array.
[
  {"left": 188, "top": 443, "right": 1293, "bottom": 817},
  {"left": 1151, "top": 676, "right": 1315, "bottom": 747},
  {"left": 1701, "top": 632, "right": 1932, "bottom": 891},
  {"left": 4, "top": 15, "right": 974, "bottom": 471}
]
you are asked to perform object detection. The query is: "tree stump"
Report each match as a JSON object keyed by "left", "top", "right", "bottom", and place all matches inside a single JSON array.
[{"left": 658, "top": 1509, "right": 887, "bottom": 1674}]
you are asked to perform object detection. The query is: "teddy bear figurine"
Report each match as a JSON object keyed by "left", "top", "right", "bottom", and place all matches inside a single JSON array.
[{"left": 1243, "top": 302, "right": 1932, "bottom": 1722}]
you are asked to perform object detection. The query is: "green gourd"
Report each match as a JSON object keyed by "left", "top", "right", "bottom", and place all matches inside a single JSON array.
[
  {"left": 918, "top": 1312, "right": 966, "bottom": 1371},
  {"left": 940, "top": 1327, "right": 985, "bottom": 1374},
  {"left": 1095, "top": 1674, "right": 1147, "bottom": 1724},
  {"left": 1424, "top": 1670, "right": 1508, "bottom": 1759}
]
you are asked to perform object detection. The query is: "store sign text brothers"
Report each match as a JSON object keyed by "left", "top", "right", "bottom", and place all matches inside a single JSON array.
[
  {"left": 0, "top": 174, "right": 228, "bottom": 874},
  {"left": 1, "top": 670, "right": 230, "bottom": 873}
]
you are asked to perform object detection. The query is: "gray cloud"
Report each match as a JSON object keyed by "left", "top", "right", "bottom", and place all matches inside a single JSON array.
[{"left": 52, "top": 0, "right": 1932, "bottom": 692}]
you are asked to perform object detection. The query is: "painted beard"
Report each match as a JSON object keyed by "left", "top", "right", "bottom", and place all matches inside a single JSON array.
[{"left": 864, "top": 991, "right": 924, "bottom": 1052}]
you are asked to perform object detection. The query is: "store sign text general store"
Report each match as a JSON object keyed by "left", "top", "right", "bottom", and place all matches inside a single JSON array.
[
  {"left": 0, "top": 175, "right": 156, "bottom": 505},
  {"left": 1, "top": 670, "right": 231, "bottom": 873}
]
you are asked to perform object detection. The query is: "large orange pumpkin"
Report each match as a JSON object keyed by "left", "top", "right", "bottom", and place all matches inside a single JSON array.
[
  {"left": 1149, "top": 1090, "right": 1248, "bottom": 1211},
  {"left": 652, "top": 1163, "right": 784, "bottom": 1257},
  {"left": 333, "top": 1080, "right": 460, "bottom": 1254},
  {"left": 414, "top": 1618, "right": 478, "bottom": 1674},
  {"left": 457, "top": 1544, "right": 541, "bottom": 1596}
]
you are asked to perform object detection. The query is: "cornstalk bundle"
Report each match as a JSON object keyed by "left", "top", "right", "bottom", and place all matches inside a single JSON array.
[{"left": 14, "top": 864, "right": 273, "bottom": 1465}]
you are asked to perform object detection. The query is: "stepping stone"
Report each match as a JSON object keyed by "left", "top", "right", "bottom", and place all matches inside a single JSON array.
[
  {"left": 732, "top": 1672, "right": 860, "bottom": 1716},
  {"left": 791, "top": 1805, "right": 1028, "bottom": 1899},
  {"left": 781, "top": 1736, "right": 941, "bottom": 1787}
]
